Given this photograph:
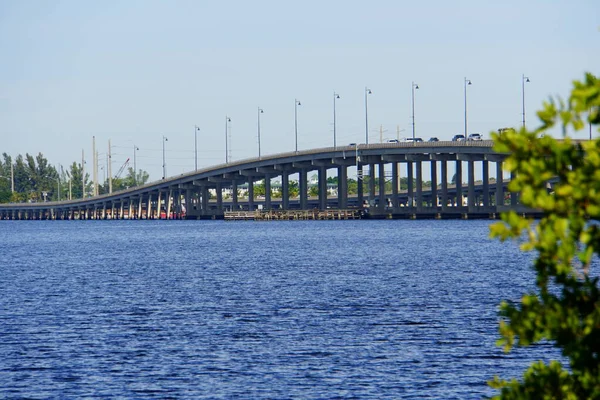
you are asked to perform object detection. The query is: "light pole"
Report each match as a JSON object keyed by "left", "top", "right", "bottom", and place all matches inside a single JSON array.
[
  {"left": 294, "top": 99, "right": 301, "bottom": 153},
  {"left": 411, "top": 82, "right": 419, "bottom": 141},
  {"left": 522, "top": 74, "right": 530, "bottom": 128},
  {"left": 225, "top": 116, "right": 231, "bottom": 163},
  {"left": 133, "top": 145, "right": 139, "bottom": 186},
  {"left": 464, "top": 77, "right": 472, "bottom": 140},
  {"left": 257, "top": 107, "right": 264, "bottom": 158},
  {"left": 364, "top": 87, "right": 372, "bottom": 144},
  {"left": 162, "top": 136, "right": 168, "bottom": 179},
  {"left": 333, "top": 92, "right": 340, "bottom": 148},
  {"left": 194, "top": 125, "right": 200, "bottom": 171}
]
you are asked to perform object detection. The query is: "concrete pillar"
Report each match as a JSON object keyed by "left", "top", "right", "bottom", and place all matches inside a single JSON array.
[
  {"left": 299, "top": 169, "right": 308, "bottom": 210},
  {"left": 357, "top": 164, "right": 364, "bottom": 209},
  {"left": 455, "top": 161, "right": 462, "bottom": 208},
  {"left": 147, "top": 194, "right": 153, "bottom": 219},
  {"left": 441, "top": 160, "right": 448, "bottom": 211},
  {"left": 407, "top": 162, "right": 413, "bottom": 208},
  {"left": 216, "top": 183, "right": 223, "bottom": 213},
  {"left": 468, "top": 160, "right": 475, "bottom": 211},
  {"left": 496, "top": 161, "right": 503, "bottom": 207},
  {"left": 482, "top": 161, "right": 489, "bottom": 207},
  {"left": 232, "top": 180, "right": 239, "bottom": 211},
  {"left": 167, "top": 189, "right": 173, "bottom": 218},
  {"left": 282, "top": 173, "right": 289, "bottom": 210},
  {"left": 416, "top": 161, "right": 423, "bottom": 211},
  {"left": 264, "top": 177, "right": 271, "bottom": 210},
  {"left": 431, "top": 160, "right": 438, "bottom": 208},
  {"left": 378, "top": 163, "right": 385, "bottom": 209},
  {"left": 318, "top": 166, "right": 327, "bottom": 210},
  {"left": 392, "top": 162, "right": 399, "bottom": 208},
  {"left": 369, "top": 164, "right": 376, "bottom": 205},
  {"left": 338, "top": 165, "right": 347, "bottom": 209},
  {"left": 201, "top": 186, "right": 209, "bottom": 213},
  {"left": 248, "top": 179, "right": 254, "bottom": 211}
]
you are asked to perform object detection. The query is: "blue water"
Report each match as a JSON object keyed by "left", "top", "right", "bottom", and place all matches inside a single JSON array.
[{"left": 0, "top": 220, "right": 560, "bottom": 399}]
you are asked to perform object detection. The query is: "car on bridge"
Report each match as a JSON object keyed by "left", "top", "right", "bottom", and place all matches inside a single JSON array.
[
  {"left": 428, "top": 137, "right": 439, "bottom": 142},
  {"left": 404, "top": 137, "right": 423, "bottom": 143},
  {"left": 452, "top": 134, "right": 465, "bottom": 141},
  {"left": 468, "top": 133, "right": 482, "bottom": 141}
]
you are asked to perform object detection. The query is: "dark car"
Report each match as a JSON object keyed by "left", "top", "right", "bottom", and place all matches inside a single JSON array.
[
  {"left": 452, "top": 134, "right": 465, "bottom": 141},
  {"left": 428, "top": 137, "right": 439, "bottom": 142}
]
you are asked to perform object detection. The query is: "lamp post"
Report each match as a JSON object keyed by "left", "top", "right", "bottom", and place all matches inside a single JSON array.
[
  {"left": 133, "top": 145, "right": 139, "bottom": 186},
  {"left": 257, "top": 107, "right": 264, "bottom": 158},
  {"left": 162, "top": 136, "right": 168, "bottom": 179},
  {"left": 522, "top": 74, "right": 530, "bottom": 128},
  {"left": 194, "top": 125, "right": 200, "bottom": 171},
  {"left": 333, "top": 92, "right": 340, "bottom": 148},
  {"left": 464, "top": 77, "right": 472, "bottom": 140},
  {"left": 411, "top": 82, "right": 419, "bottom": 141},
  {"left": 294, "top": 99, "right": 301, "bottom": 153},
  {"left": 225, "top": 116, "right": 231, "bottom": 163},
  {"left": 364, "top": 87, "right": 372, "bottom": 144}
]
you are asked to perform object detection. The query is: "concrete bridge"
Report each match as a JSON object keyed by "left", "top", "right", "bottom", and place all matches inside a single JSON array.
[{"left": 0, "top": 140, "right": 531, "bottom": 220}]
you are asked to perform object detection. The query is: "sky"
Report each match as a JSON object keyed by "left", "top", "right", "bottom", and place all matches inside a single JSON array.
[{"left": 1, "top": 0, "right": 599, "bottom": 181}]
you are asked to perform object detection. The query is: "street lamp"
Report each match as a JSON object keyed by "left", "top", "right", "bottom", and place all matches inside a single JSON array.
[
  {"left": 133, "top": 145, "right": 139, "bottom": 186},
  {"left": 333, "top": 92, "right": 340, "bottom": 148},
  {"left": 257, "top": 107, "right": 264, "bottom": 158},
  {"left": 194, "top": 125, "right": 200, "bottom": 171},
  {"left": 464, "top": 77, "right": 472, "bottom": 140},
  {"left": 294, "top": 99, "right": 301, "bottom": 153},
  {"left": 162, "top": 136, "right": 168, "bottom": 179},
  {"left": 522, "top": 74, "right": 530, "bottom": 128},
  {"left": 364, "top": 87, "right": 372, "bottom": 144},
  {"left": 225, "top": 116, "right": 231, "bottom": 163},
  {"left": 411, "top": 82, "right": 419, "bottom": 141}
]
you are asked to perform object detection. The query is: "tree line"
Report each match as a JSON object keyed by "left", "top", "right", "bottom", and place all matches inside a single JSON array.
[{"left": 0, "top": 152, "right": 149, "bottom": 203}]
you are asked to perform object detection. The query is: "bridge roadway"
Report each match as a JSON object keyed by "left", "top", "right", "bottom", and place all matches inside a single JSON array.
[{"left": 0, "top": 140, "right": 530, "bottom": 220}]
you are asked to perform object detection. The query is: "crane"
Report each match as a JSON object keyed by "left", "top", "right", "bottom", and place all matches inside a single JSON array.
[{"left": 114, "top": 158, "right": 130, "bottom": 179}]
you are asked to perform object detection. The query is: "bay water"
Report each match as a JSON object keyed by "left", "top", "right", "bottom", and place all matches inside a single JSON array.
[{"left": 0, "top": 220, "right": 559, "bottom": 398}]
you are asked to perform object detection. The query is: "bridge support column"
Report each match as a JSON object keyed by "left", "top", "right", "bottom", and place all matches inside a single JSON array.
[
  {"left": 299, "top": 169, "right": 308, "bottom": 210},
  {"left": 431, "top": 160, "right": 438, "bottom": 208},
  {"left": 482, "top": 161, "right": 489, "bottom": 207},
  {"left": 416, "top": 161, "right": 423, "bottom": 211},
  {"left": 318, "top": 166, "right": 327, "bottom": 211},
  {"left": 455, "top": 161, "right": 462, "bottom": 208},
  {"left": 468, "top": 160, "right": 475, "bottom": 212},
  {"left": 369, "top": 164, "right": 375, "bottom": 206},
  {"left": 281, "top": 173, "right": 289, "bottom": 210},
  {"left": 216, "top": 184, "right": 223, "bottom": 213},
  {"left": 378, "top": 163, "right": 385, "bottom": 209},
  {"left": 248, "top": 179, "right": 254, "bottom": 211},
  {"left": 407, "top": 162, "right": 413, "bottom": 208},
  {"left": 441, "top": 160, "right": 448, "bottom": 211},
  {"left": 264, "top": 177, "right": 271, "bottom": 210},
  {"left": 391, "top": 162, "right": 399, "bottom": 208},
  {"left": 496, "top": 161, "right": 503, "bottom": 207},
  {"left": 357, "top": 164, "right": 364, "bottom": 209},
  {"left": 231, "top": 180, "right": 238, "bottom": 211},
  {"left": 338, "top": 165, "right": 347, "bottom": 209},
  {"left": 167, "top": 189, "right": 173, "bottom": 219},
  {"left": 201, "top": 187, "right": 209, "bottom": 214},
  {"left": 148, "top": 193, "right": 154, "bottom": 219}
]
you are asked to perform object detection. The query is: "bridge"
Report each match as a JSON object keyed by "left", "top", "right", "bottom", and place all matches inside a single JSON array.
[{"left": 0, "top": 140, "right": 533, "bottom": 220}]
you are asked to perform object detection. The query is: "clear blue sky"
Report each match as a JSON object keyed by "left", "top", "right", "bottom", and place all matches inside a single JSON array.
[{"left": 1, "top": 0, "right": 598, "bottom": 181}]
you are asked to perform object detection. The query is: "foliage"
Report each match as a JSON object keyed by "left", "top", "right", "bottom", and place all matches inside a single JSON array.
[
  {"left": 489, "top": 72, "right": 600, "bottom": 398},
  {"left": 0, "top": 153, "right": 149, "bottom": 203}
]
